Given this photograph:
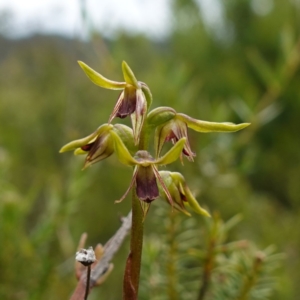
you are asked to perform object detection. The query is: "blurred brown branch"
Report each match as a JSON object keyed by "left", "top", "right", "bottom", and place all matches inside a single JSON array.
[{"left": 70, "top": 211, "right": 132, "bottom": 300}]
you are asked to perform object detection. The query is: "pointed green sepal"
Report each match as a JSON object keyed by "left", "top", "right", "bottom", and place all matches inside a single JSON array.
[
  {"left": 181, "top": 184, "right": 210, "bottom": 217},
  {"left": 59, "top": 124, "right": 113, "bottom": 153},
  {"left": 110, "top": 131, "right": 139, "bottom": 166},
  {"left": 171, "top": 172, "right": 210, "bottom": 217},
  {"left": 122, "top": 61, "right": 139, "bottom": 88},
  {"left": 131, "top": 89, "right": 147, "bottom": 145},
  {"left": 155, "top": 137, "right": 186, "bottom": 165},
  {"left": 147, "top": 106, "right": 176, "bottom": 128},
  {"left": 60, "top": 132, "right": 97, "bottom": 153},
  {"left": 78, "top": 61, "right": 126, "bottom": 90},
  {"left": 177, "top": 113, "right": 251, "bottom": 133}
]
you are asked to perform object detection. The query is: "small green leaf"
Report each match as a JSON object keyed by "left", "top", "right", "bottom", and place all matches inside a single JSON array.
[
  {"left": 177, "top": 113, "right": 250, "bottom": 133},
  {"left": 122, "top": 61, "right": 139, "bottom": 88},
  {"left": 110, "top": 131, "right": 139, "bottom": 166},
  {"left": 78, "top": 61, "right": 126, "bottom": 90},
  {"left": 155, "top": 137, "right": 186, "bottom": 165}
]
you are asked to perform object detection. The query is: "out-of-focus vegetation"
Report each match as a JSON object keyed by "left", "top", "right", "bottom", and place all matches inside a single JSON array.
[{"left": 0, "top": 0, "right": 300, "bottom": 299}]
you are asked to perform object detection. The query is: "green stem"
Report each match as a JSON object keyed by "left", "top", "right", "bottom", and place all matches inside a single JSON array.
[
  {"left": 138, "top": 122, "right": 150, "bottom": 151},
  {"left": 123, "top": 117, "right": 149, "bottom": 299},
  {"left": 122, "top": 190, "right": 144, "bottom": 300}
]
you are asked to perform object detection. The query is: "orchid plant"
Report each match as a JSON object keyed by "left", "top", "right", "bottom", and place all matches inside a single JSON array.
[{"left": 60, "top": 61, "right": 250, "bottom": 299}]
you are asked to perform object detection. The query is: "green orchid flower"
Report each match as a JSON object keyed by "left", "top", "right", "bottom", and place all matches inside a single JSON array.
[
  {"left": 147, "top": 107, "right": 250, "bottom": 162},
  {"left": 59, "top": 123, "right": 136, "bottom": 169},
  {"left": 78, "top": 61, "right": 151, "bottom": 144},
  {"left": 159, "top": 171, "right": 210, "bottom": 217},
  {"left": 110, "top": 131, "right": 186, "bottom": 206}
]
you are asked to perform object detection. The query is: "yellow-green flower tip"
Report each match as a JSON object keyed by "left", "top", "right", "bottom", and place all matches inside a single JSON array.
[
  {"left": 177, "top": 113, "right": 251, "bottom": 133},
  {"left": 155, "top": 137, "right": 186, "bottom": 165},
  {"left": 59, "top": 132, "right": 97, "bottom": 153},
  {"left": 78, "top": 61, "right": 126, "bottom": 90},
  {"left": 122, "top": 61, "right": 139, "bottom": 88},
  {"left": 110, "top": 131, "right": 138, "bottom": 166}
]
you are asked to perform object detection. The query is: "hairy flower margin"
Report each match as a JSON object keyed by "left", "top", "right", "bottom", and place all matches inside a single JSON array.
[{"left": 60, "top": 61, "right": 250, "bottom": 217}]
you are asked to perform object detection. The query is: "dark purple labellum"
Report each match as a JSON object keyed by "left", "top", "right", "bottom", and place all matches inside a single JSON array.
[
  {"left": 180, "top": 192, "right": 187, "bottom": 202},
  {"left": 81, "top": 143, "right": 95, "bottom": 151},
  {"left": 135, "top": 166, "right": 159, "bottom": 203},
  {"left": 116, "top": 88, "right": 137, "bottom": 118}
]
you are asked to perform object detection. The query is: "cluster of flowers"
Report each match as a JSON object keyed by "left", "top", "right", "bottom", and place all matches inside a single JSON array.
[{"left": 60, "top": 61, "right": 249, "bottom": 217}]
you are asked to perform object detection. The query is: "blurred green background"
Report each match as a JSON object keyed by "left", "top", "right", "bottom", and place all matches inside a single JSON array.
[{"left": 0, "top": 0, "right": 300, "bottom": 299}]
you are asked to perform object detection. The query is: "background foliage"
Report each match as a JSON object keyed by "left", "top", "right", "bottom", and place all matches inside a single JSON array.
[{"left": 0, "top": 0, "right": 299, "bottom": 299}]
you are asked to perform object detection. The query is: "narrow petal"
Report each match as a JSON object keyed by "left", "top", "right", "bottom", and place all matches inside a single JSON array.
[
  {"left": 153, "top": 166, "right": 173, "bottom": 206},
  {"left": 177, "top": 113, "right": 251, "bottom": 133},
  {"left": 110, "top": 131, "right": 139, "bottom": 166},
  {"left": 122, "top": 61, "right": 139, "bottom": 88},
  {"left": 115, "top": 167, "right": 138, "bottom": 203},
  {"left": 131, "top": 89, "right": 147, "bottom": 144},
  {"left": 171, "top": 121, "right": 195, "bottom": 161},
  {"left": 179, "top": 182, "right": 210, "bottom": 217},
  {"left": 154, "top": 123, "right": 172, "bottom": 159},
  {"left": 155, "top": 137, "right": 186, "bottom": 165},
  {"left": 140, "top": 82, "right": 153, "bottom": 109},
  {"left": 78, "top": 61, "right": 126, "bottom": 90},
  {"left": 109, "top": 91, "right": 125, "bottom": 122}
]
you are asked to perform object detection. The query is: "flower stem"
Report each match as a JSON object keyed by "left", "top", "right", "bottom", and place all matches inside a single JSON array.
[
  {"left": 123, "top": 190, "right": 144, "bottom": 299},
  {"left": 123, "top": 107, "right": 149, "bottom": 299}
]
